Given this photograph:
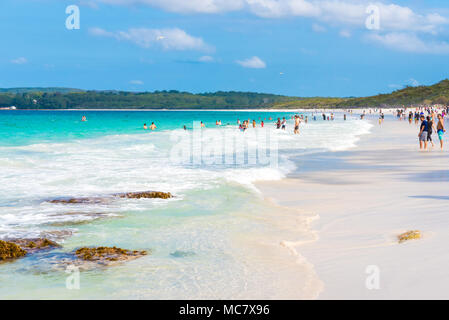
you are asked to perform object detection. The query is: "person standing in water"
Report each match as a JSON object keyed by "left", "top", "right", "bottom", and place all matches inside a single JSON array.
[
  {"left": 81, "top": 116, "right": 87, "bottom": 122},
  {"left": 294, "top": 115, "right": 301, "bottom": 135},
  {"left": 143, "top": 123, "right": 148, "bottom": 130},
  {"left": 281, "top": 117, "right": 286, "bottom": 130},
  {"left": 150, "top": 122, "right": 157, "bottom": 130}
]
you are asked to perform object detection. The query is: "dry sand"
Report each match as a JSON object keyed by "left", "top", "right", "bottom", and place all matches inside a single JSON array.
[{"left": 256, "top": 117, "right": 449, "bottom": 299}]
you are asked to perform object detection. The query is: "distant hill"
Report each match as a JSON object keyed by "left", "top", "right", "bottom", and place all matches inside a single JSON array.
[
  {"left": 339, "top": 79, "right": 449, "bottom": 107},
  {"left": 1, "top": 80, "right": 449, "bottom": 109},
  {"left": 274, "top": 79, "right": 449, "bottom": 108},
  {"left": 0, "top": 90, "right": 298, "bottom": 109}
]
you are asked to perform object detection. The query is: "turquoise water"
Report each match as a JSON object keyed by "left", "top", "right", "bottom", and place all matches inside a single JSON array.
[
  {"left": 0, "top": 110, "right": 372, "bottom": 299},
  {"left": 0, "top": 110, "right": 299, "bottom": 146}
]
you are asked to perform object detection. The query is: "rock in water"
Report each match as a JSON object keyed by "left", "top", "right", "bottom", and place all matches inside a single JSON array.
[
  {"left": 48, "top": 197, "right": 110, "bottom": 204},
  {"left": 115, "top": 191, "right": 172, "bottom": 199},
  {"left": 75, "top": 246, "right": 148, "bottom": 263},
  {"left": 0, "top": 240, "right": 27, "bottom": 261},
  {"left": 48, "top": 191, "right": 172, "bottom": 204},
  {"left": 398, "top": 230, "right": 421, "bottom": 243},
  {"left": 9, "top": 238, "right": 61, "bottom": 254}
]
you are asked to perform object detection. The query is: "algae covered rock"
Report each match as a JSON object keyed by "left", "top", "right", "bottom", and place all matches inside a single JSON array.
[
  {"left": 48, "top": 197, "right": 110, "bottom": 204},
  {"left": 115, "top": 191, "right": 172, "bottom": 199},
  {"left": 10, "top": 238, "right": 61, "bottom": 254},
  {"left": 48, "top": 191, "right": 172, "bottom": 204},
  {"left": 75, "top": 246, "right": 148, "bottom": 263},
  {"left": 398, "top": 230, "right": 421, "bottom": 243},
  {"left": 0, "top": 240, "right": 27, "bottom": 261}
]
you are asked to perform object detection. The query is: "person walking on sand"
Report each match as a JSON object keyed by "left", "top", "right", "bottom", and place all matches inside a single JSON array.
[
  {"left": 418, "top": 115, "right": 429, "bottom": 150},
  {"left": 150, "top": 122, "right": 157, "bottom": 130},
  {"left": 437, "top": 114, "right": 446, "bottom": 150}
]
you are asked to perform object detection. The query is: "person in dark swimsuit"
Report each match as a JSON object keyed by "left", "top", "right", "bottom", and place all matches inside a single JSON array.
[{"left": 426, "top": 116, "right": 436, "bottom": 147}]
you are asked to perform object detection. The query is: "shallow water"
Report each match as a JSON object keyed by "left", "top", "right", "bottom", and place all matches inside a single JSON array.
[{"left": 0, "top": 110, "right": 371, "bottom": 299}]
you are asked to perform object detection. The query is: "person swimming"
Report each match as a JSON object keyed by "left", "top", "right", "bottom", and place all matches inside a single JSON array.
[{"left": 81, "top": 116, "right": 87, "bottom": 122}]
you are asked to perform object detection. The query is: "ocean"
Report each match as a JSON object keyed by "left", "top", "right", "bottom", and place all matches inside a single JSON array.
[{"left": 0, "top": 110, "right": 372, "bottom": 299}]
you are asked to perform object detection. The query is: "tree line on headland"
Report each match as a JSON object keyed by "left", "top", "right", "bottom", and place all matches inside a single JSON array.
[{"left": 1, "top": 79, "right": 448, "bottom": 110}]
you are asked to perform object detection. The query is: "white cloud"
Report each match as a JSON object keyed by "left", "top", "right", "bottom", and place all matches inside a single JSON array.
[
  {"left": 11, "top": 57, "right": 28, "bottom": 64},
  {"left": 90, "top": 0, "right": 449, "bottom": 55},
  {"left": 93, "top": 0, "right": 448, "bottom": 33},
  {"left": 78, "top": 1, "right": 99, "bottom": 9},
  {"left": 198, "top": 55, "right": 214, "bottom": 62},
  {"left": 89, "top": 27, "right": 213, "bottom": 52},
  {"left": 130, "top": 80, "right": 144, "bottom": 85},
  {"left": 96, "top": 0, "right": 243, "bottom": 13},
  {"left": 367, "top": 32, "right": 449, "bottom": 54},
  {"left": 408, "top": 78, "right": 419, "bottom": 86},
  {"left": 312, "top": 23, "right": 326, "bottom": 33},
  {"left": 236, "top": 56, "right": 266, "bottom": 68},
  {"left": 339, "top": 30, "right": 351, "bottom": 38},
  {"left": 245, "top": 0, "right": 320, "bottom": 18}
]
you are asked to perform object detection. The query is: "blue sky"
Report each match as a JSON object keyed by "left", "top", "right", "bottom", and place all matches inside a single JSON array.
[{"left": 1, "top": 0, "right": 449, "bottom": 97}]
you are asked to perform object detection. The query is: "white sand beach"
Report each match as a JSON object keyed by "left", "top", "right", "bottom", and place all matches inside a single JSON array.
[{"left": 257, "top": 116, "right": 449, "bottom": 299}]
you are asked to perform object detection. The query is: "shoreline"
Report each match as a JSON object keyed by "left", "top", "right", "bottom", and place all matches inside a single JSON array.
[
  {"left": 0, "top": 108, "right": 387, "bottom": 112},
  {"left": 255, "top": 115, "right": 449, "bottom": 299}
]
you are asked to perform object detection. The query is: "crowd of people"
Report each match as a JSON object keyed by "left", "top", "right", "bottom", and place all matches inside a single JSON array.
[
  {"left": 132, "top": 106, "right": 448, "bottom": 151},
  {"left": 415, "top": 109, "right": 446, "bottom": 150}
]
